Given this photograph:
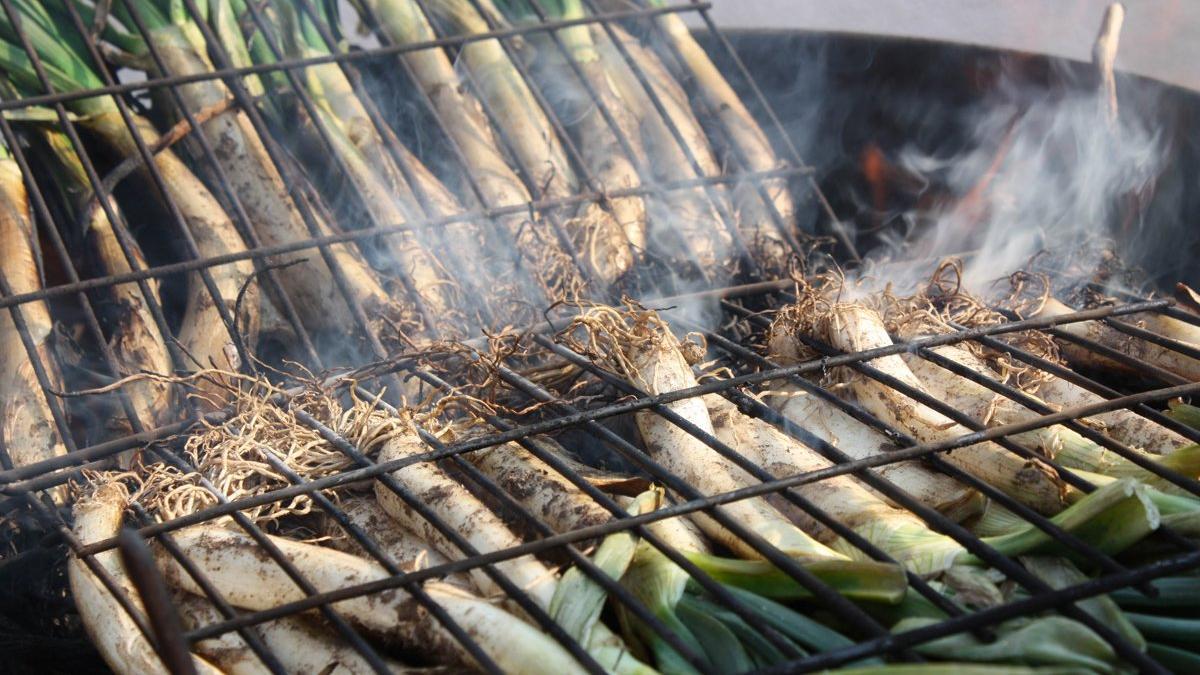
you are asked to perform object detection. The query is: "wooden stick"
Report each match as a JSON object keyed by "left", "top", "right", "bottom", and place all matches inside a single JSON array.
[{"left": 1092, "top": 3, "right": 1126, "bottom": 127}]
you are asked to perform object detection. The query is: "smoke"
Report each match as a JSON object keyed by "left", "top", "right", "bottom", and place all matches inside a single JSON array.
[{"left": 869, "top": 62, "right": 1170, "bottom": 297}]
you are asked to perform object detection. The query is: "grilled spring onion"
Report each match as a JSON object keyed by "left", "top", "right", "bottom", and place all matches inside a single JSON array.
[
  {"left": 566, "top": 304, "right": 850, "bottom": 562},
  {"left": 155, "top": 524, "right": 594, "bottom": 674},
  {"left": 327, "top": 496, "right": 473, "bottom": 590},
  {"left": 707, "top": 394, "right": 963, "bottom": 573},
  {"left": 39, "top": 129, "right": 174, "bottom": 441},
  {"left": 422, "top": 0, "right": 635, "bottom": 288},
  {"left": 92, "top": 0, "right": 409, "bottom": 343},
  {"left": 176, "top": 594, "right": 421, "bottom": 675},
  {"left": 549, "top": 489, "right": 657, "bottom": 651},
  {"left": 492, "top": 0, "right": 649, "bottom": 254},
  {"left": 346, "top": 408, "right": 654, "bottom": 674},
  {"left": 892, "top": 312, "right": 1190, "bottom": 454},
  {"left": 594, "top": 24, "right": 735, "bottom": 280},
  {"left": 864, "top": 582, "right": 1125, "bottom": 672},
  {"left": 1016, "top": 357, "right": 1190, "bottom": 456},
  {"left": 0, "top": 1, "right": 258, "bottom": 402},
  {"left": 763, "top": 382, "right": 984, "bottom": 522},
  {"left": 771, "top": 302, "right": 1068, "bottom": 514},
  {"left": 347, "top": 0, "right": 582, "bottom": 309},
  {"left": 708, "top": 397, "right": 1160, "bottom": 573},
  {"left": 621, "top": 0, "right": 795, "bottom": 275},
  {"left": 1033, "top": 297, "right": 1200, "bottom": 382},
  {"left": 485, "top": 448, "right": 906, "bottom": 596},
  {"left": 899, "top": 343, "right": 1200, "bottom": 490},
  {"left": 0, "top": 139, "right": 67, "bottom": 484},
  {"left": 215, "top": 0, "right": 473, "bottom": 338},
  {"left": 466, "top": 436, "right": 615, "bottom": 534},
  {"left": 69, "top": 481, "right": 223, "bottom": 674}
]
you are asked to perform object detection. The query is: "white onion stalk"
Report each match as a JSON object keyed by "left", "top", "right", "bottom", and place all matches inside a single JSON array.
[
  {"left": 69, "top": 482, "right": 222, "bottom": 675},
  {"left": 329, "top": 496, "right": 473, "bottom": 590},
  {"left": 92, "top": 113, "right": 259, "bottom": 392},
  {"left": 899, "top": 343, "right": 1200, "bottom": 490},
  {"left": 566, "top": 305, "right": 847, "bottom": 562},
  {"left": 891, "top": 317, "right": 1191, "bottom": 455},
  {"left": 352, "top": 410, "right": 652, "bottom": 673},
  {"left": 468, "top": 437, "right": 614, "bottom": 534},
  {"left": 550, "top": 489, "right": 660, "bottom": 651},
  {"left": 762, "top": 382, "right": 983, "bottom": 522},
  {"left": 219, "top": 0, "right": 472, "bottom": 338},
  {"left": 155, "top": 523, "right": 591, "bottom": 674},
  {"left": 706, "top": 396, "right": 966, "bottom": 574},
  {"left": 705, "top": 397, "right": 1160, "bottom": 574},
  {"left": 1035, "top": 297, "right": 1200, "bottom": 381},
  {"left": 423, "top": 0, "right": 634, "bottom": 287},
  {"left": 591, "top": 25, "right": 735, "bottom": 277},
  {"left": 364, "top": 419, "right": 558, "bottom": 605},
  {"left": 627, "top": 0, "right": 795, "bottom": 274},
  {"left": 777, "top": 302, "right": 1067, "bottom": 514},
  {"left": 40, "top": 129, "right": 173, "bottom": 442},
  {"left": 0, "top": 144, "right": 67, "bottom": 484},
  {"left": 495, "top": 0, "right": 649, "bottom": 253},
  {"left": 614, "top": 493, "right": 711, "bottom": 555},
  {"left": 1062, "top": 468, "right": 1200, "bottom": 537},
  {"left": 1035, "top": 373, "right": 1190, "bottom": 455},
  {"left": 350, "top": 0, "right": 583, "bottom": 307},
  {"left": 176, "top": 594, "right": 418, "bottom": 675}
]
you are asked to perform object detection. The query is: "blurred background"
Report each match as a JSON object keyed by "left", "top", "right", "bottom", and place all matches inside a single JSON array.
[
  {"left": 687, "top": 0, "right": 1200, "bottom": 289},
  {"left": 695, "top": 0, "right": 1199, "bottom": 91}
]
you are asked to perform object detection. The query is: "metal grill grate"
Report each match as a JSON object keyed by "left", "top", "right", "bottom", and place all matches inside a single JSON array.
[{"left": 0, "top": 1, "right": 1196, "bottom": 674}]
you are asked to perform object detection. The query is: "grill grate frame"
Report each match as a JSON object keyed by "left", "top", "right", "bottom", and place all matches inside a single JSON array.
[{"left": 0, "top": 0, "right": 1194, "bottom": 673}]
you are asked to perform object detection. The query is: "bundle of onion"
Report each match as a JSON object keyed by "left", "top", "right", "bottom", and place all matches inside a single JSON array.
[
  {"left": 84, "top": 0, "right": 413, "bottom": 345},
  {"left": 421, "top": 0, "right": 635, "bottom": 288},
  {"left": 0, "top": 0, "right": 258, "bottom": 411},
  {"left": 210, "top": 0, "right": 488, "bottom": 338},
  {"left": 606, "top": 0, "right": 796, "bottom": 276},
  {"left": 768, "top": 298, "right": 1068, "bottom": 515},
  {"left": 346, "top": 0, "right": 599, "bottom": 307}
]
